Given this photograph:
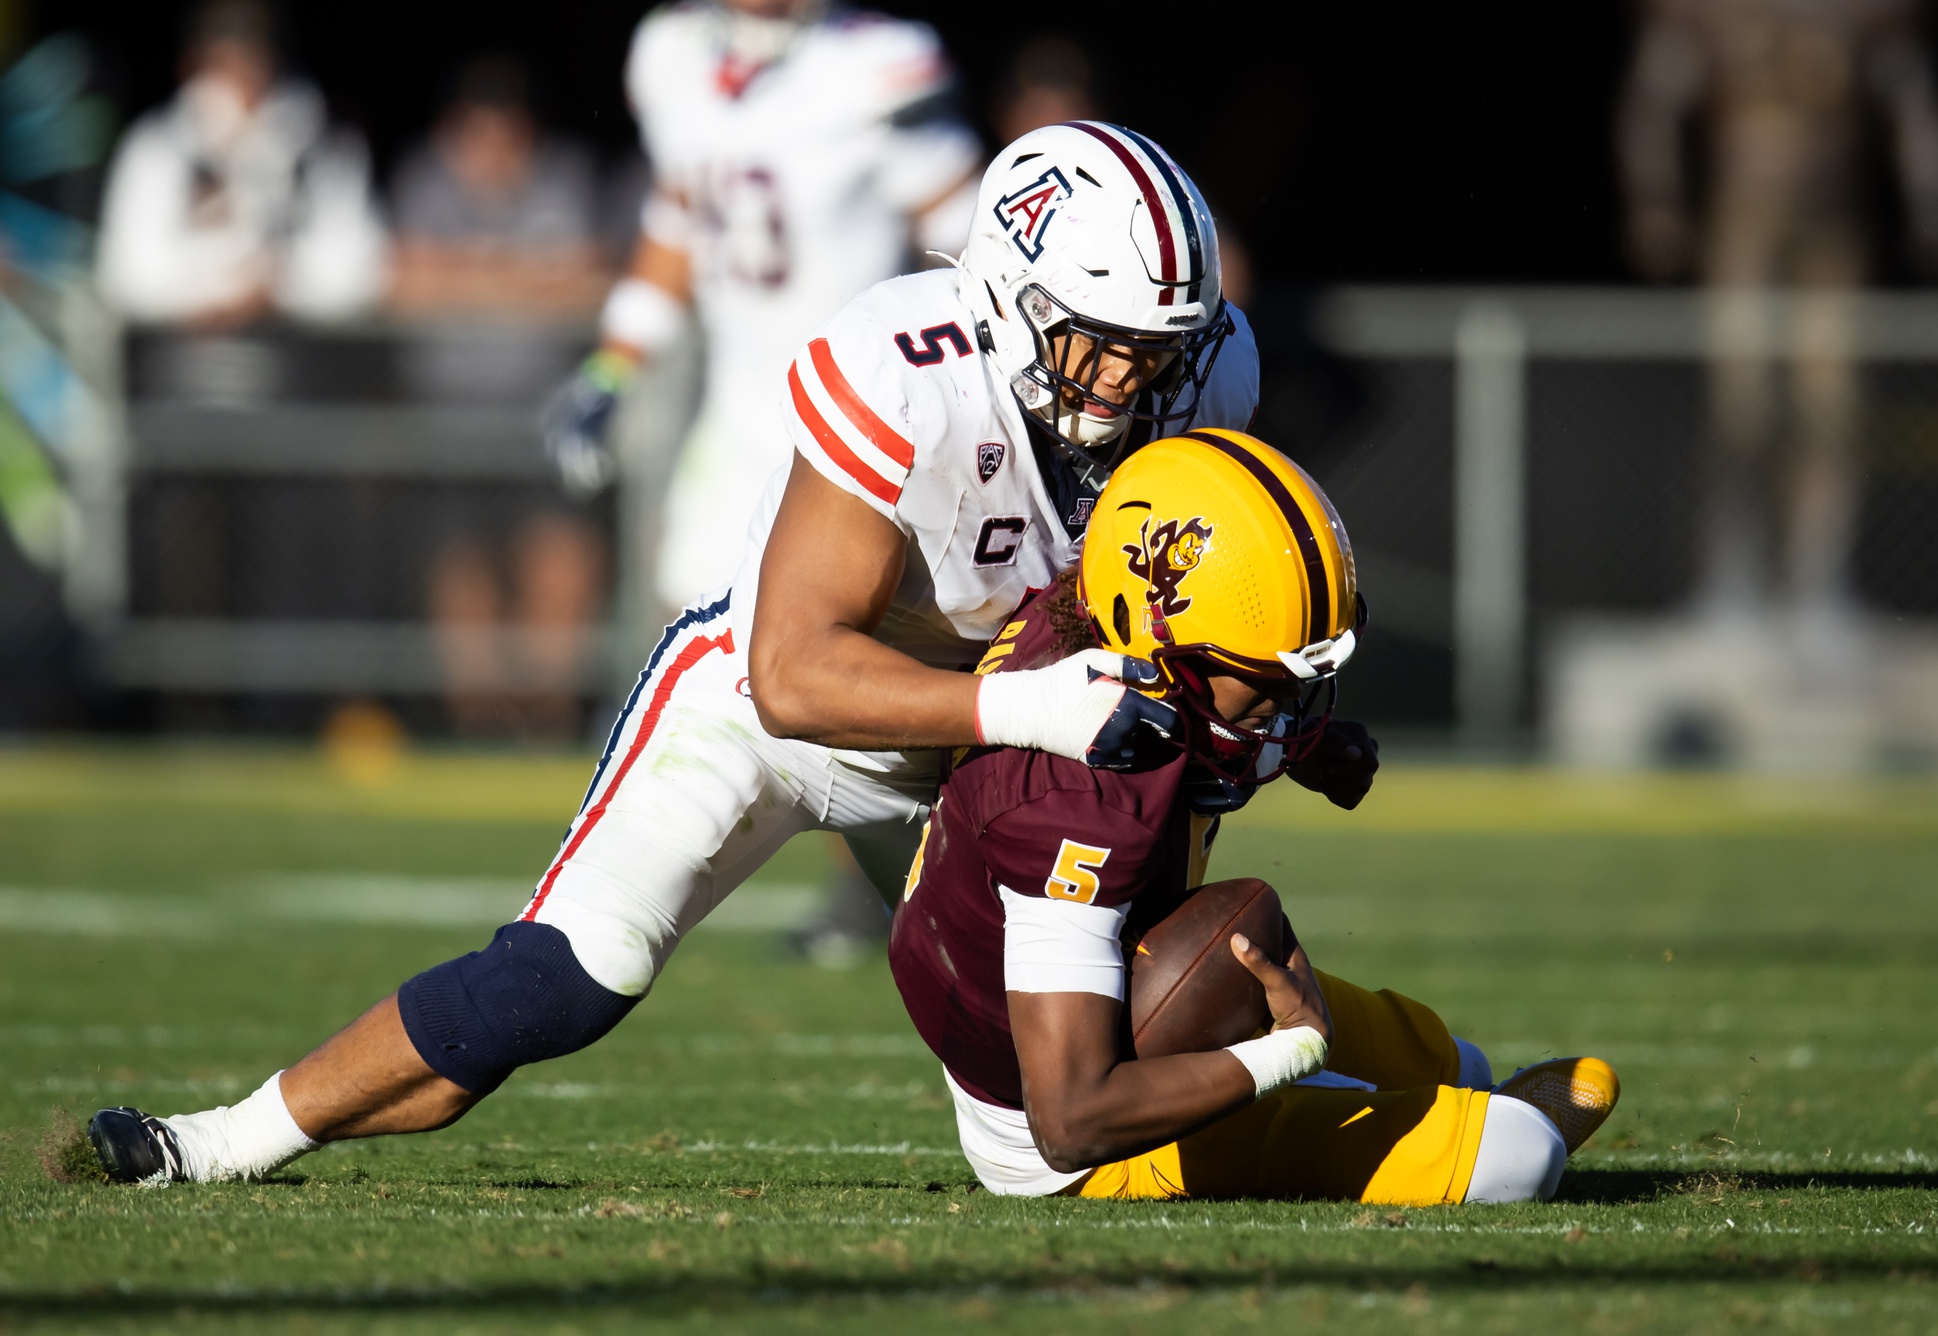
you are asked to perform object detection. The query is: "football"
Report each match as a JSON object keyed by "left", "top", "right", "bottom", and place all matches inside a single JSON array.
[{"left": 1127, "top": 877, "right": 1291, "bottom": 1059}]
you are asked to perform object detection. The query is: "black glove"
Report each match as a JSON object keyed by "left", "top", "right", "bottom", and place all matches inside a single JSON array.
[
  {"left": 1083, "top": 658, "right": 1182, "bottom": 771},
  {"left": 1288, "top": 719, "right": 1380, "bottom": 810},
  {"left": 542, "top": 351, "right": 633, "bottom": 498}
]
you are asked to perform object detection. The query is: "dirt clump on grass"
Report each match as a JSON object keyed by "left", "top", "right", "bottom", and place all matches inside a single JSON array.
[
  {"left": 39, "top": 1109, "right": 105, "bottom": 1184},
  {"left": 1678, "top": 1170, "right": 1745, "bottom": 1203}
]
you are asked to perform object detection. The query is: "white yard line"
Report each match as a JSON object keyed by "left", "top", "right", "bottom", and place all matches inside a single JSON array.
[{"left": 0, "top": 878, "right": 831, "bottom": 937}]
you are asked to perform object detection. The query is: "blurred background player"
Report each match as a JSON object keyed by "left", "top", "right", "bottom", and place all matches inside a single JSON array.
[
  {"left": 93, "top": 0, "right": 386, "bottom": 329},
  {"left": 548, "top": 0, "right": 982, "bottom": 955},
  {"left": 390, "top": 54, "right": 612, "bottom": 739},
  {"left": 543, "top": 0, "right": 982, "bottom": 613},
  {"left": 1619, "top": 0, "right": 1938, "bottom": 629}
]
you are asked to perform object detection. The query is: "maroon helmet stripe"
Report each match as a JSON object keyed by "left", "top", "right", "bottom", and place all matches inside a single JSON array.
[
  {"left": 1184, "top": 430, "right": 1332, "bottom": 645},
  {"left": 1068, "top": 121, "right": 1177, "bottom": 303}
]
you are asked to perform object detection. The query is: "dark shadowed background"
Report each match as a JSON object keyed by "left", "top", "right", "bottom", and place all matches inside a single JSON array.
[{"left": 37, "top": 0, "right": 1647, "bottom": 285}]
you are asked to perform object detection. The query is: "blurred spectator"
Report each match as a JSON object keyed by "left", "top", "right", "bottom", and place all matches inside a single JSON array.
[
  {"left": 990, "top": 34, "right": 1098, "bottom": 146},
  {"left": 1619, "top": 0, "right": 1938, "bottom": 623},
  {"left": 388, "top": 55, "right": 609, "bottom": 318},
  {"left": 393, "top": 56, "right": 612, "bottom": 740},
  {"left": 426, "top": 511, "right": 606, "bottom": 741},
  {"left": 93, "top": 0, "right": 385, "bottom": 328},
  {"left": 989, "top": 34, "right": 1252, "bottom": 307}
]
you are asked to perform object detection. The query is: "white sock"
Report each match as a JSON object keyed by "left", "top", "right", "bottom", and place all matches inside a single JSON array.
[
  {"left": 1454, "top": 1037, "right": 1494, "bottom": 1090},
  {"left": 162, "top": 1071, "right": 321, "bottom": 1183},
  {"left": 1463, "top": 1094, "right": 1567, "bottom": 1203}
]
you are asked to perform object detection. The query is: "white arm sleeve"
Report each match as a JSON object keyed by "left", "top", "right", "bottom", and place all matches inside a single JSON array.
[
  {"left": 1000, "top": 885, "right": 1129, "bottom": 1000},
  {"left": 277, "top": 132, "right": 388, "bottom": 320}
]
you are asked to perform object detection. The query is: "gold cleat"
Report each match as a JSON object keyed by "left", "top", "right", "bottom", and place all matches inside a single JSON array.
[{"left": 1493, "top": 1057, "right": 1621, "bottom": 1154}]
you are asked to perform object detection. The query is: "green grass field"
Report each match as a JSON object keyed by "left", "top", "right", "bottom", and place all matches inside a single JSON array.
[{"left": 3, "top": 744, "right": 1937, "bottom": 1333}]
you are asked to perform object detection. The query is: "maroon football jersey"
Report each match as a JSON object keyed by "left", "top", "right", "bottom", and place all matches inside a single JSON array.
[{"left": 888, "top": 576, "right": 1195, "bottom": 1110}]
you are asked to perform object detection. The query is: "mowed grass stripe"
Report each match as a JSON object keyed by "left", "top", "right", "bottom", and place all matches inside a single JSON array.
[{"left": 4, "top": 745, "right": 1938, "bottom": 833}]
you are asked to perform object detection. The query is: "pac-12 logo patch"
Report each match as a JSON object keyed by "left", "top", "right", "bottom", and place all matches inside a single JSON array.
[
  {"left": 976, "top": 440, "right": 1005, "bottom": 484},
  {"left": 995, "top": 166, "right": 1072, "bottom": 262},
  {"left": 1124, "top": 515, "right": 1214, "bottom": 616}
]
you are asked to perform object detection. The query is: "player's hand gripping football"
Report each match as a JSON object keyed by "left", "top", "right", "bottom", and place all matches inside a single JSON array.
[
  {"left": 541, "top": 351, "right": 631, "bottom": 498},
  {"left": 974, "top": 649, "right": 1180, "bottom": 770},
  {"left": 1229, "top": 931, "right": 1333, "bottom": 1047},
  {"left": 1287, "top": 719, "right": 1379, "bottom": 810}
]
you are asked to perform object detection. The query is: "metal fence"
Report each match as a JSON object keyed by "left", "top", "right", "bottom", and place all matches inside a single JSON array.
[
  {"left": 4, "top": 282, "right": 1937, "bottom": 761},
  {"left": 1291, "top": 288, "right": 1938, "bottom": 764},
  {"left": 61, "top": 313, "right": 699, "bottom": 727}
]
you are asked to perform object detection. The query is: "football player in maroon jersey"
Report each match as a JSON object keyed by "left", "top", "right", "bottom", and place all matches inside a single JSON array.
[{"left": 891, "top": 429, "right": 1620, "bottom": 1202}]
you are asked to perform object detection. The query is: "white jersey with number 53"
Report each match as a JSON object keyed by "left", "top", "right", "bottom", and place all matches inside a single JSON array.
[
  {"left": 733, "top": 267, "right": 1260, "bottom": 675},
  {"left": 626, "top": 4, "right": 980, "bottom": 465}
]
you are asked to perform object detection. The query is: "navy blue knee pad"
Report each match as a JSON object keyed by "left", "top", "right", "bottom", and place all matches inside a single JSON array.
[{"left": 397, "top": 921, "right": 638, "bottom": 1095}]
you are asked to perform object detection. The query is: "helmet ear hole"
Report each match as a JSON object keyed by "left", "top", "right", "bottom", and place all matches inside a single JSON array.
[{"left": 1112, "top": 594, "right": 1132, "bottom": 645}]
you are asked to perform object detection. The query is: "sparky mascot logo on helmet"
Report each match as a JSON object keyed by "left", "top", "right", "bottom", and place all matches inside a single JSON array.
[
  {"left": 995, "top": 166, "right": 1072, "bottom": 262},
  {"left": 1125, "top": 516, "right": 1214, "bottom": 617}
]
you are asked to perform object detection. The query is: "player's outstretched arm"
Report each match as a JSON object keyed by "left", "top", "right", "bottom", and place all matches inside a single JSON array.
[
  {"left": 1008, "top": 940, "right": 1331, "bottom": 1174},
  {"left": 750, "top": 456, "right": 1175, "bottom": 762},
  {"left": 542, "top": 225, "right": 693, "bottom": 498}
]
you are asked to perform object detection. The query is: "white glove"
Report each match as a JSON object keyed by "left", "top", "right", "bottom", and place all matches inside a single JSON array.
[{"left": 975, "top": 649, "right": 1180, "bottom": 770}]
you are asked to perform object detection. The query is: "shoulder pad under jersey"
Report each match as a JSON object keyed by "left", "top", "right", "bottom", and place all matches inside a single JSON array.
[
  {"left": 1189, "top": 304, "right": 1261, "bottom": 434},
  {"left": 780, "top": 272, "right": 969, "bottom": 525}
]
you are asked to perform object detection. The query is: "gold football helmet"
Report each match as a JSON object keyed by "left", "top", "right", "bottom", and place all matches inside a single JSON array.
[{"left": 1078, "top": 427, "right": 1362, "bottom": 780}]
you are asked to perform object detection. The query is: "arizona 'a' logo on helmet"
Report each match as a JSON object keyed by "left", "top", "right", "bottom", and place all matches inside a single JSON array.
[
  {"left": 994, "top": 166, "right": 1072, "bottom": 262},
  {"left": 959, "top": 124, "right": 1229, "bottom": 471},
  {"left": 1124, "top": 517, "right": 1213, "bottom": 617}
]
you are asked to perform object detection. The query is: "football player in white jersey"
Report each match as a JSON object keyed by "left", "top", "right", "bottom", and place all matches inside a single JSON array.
[
  {"left": 86, "top": 123, "right": 1381, "bottom": 1185},
  {"left": 546, "top": 0, "right": 983, "bottom": 608}
]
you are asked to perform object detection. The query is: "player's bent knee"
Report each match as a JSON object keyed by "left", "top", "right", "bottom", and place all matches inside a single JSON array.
[
  {"left": 1454, "top": 1037, "right": 1494, "bottom": 1090},
  {"left": 1463, "top": 1095, "right": 1567, "bottom": 1204},
  {"left": 396, "top": 922, "right": 639, "bottom": 1096}
]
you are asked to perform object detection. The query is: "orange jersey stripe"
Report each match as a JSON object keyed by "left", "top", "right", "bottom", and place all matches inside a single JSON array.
[
  {"left": 788, "top": 362, "right": 901, "bottom": 506},
  {"left": 808, "top": 338, "right": 915, "bottom": 470},
  {"left": 523, "top": 627, "right": 733, "bottom": 921}
]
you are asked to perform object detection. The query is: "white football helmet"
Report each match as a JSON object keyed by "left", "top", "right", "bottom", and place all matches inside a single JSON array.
[{"left": 957, "top": 121, "right": 1231, "bottom": 479}]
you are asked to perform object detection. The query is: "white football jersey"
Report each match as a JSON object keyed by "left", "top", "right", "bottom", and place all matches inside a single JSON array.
[
  {"left": 734, "top": 267, "right": 1260, "bottom": 672},
  {"left": 625, "top": 3, "right": 981, "bottom": 452}
]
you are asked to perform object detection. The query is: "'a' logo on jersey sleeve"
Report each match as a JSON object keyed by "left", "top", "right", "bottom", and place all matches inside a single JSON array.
[{"left": 995, "top": 167, "right": 1072, "bottom": 262}]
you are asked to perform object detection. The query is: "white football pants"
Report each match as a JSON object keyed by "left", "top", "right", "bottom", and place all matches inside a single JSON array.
[
  {"left": 654, "top": 397, "right": 793, "bottom": 610},
  {"left": 517, "top": 592, "right": 934, "bottom": 996}
]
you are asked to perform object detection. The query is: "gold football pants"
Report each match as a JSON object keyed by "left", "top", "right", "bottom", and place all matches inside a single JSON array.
[{"left": 1074, "top": 970, "right": 1489, "bottom": 1204}]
